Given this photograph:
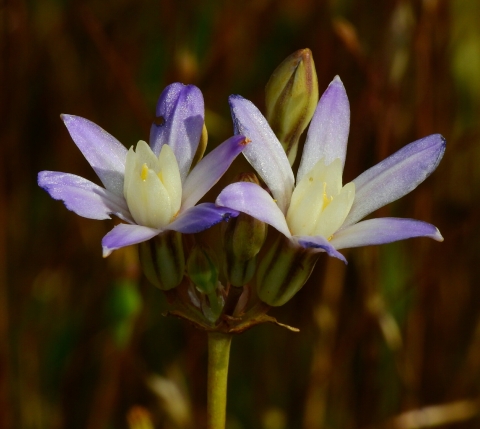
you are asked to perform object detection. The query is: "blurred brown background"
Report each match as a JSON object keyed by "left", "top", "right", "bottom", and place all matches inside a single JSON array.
[{"left": 2, "top": 0, "right": 480, "bottom": 428}]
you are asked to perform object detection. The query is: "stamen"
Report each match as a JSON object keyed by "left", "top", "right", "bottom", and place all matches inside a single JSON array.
[
  {"left": 141, "top": 163, "right": 149, "bottom": 181},
  {"left": 322, "top": 182, "right": 333, "bottom": 209}
]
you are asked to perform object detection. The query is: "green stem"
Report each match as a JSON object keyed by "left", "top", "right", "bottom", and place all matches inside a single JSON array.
[{"left": 207, "top": 332, "right": 232, "bottom": 429}]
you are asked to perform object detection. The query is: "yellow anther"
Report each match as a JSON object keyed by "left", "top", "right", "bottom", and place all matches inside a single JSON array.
[
  {"left": 322, "top": 182, "right": 333, "bottom": 209},
  {"left": 140, "top": 163, "right": 149, "bottom": 181}
]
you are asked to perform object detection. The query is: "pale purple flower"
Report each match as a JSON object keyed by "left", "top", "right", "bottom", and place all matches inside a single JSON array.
[
  {"left": 216, "top": 76, "right": 445, "bottom": 263},
  {"left": 39, "top": 83, "right": 247, "bottom": 257}
]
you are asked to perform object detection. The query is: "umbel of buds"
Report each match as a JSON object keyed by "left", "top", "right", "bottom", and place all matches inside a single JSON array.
[
  {"left": 223, "top": 173, "right": 267, "bottom": 287},
  {"left": 265, "top": 48, "right": 319, "bottom": 165}
]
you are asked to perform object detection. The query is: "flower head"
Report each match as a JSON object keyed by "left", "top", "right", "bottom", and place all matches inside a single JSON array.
[
  {"left": 217, "top": 76, "right": 445, "bottom": 263},
  {"left": 39, "top": 83, "right": 248, "bottom": 257}
]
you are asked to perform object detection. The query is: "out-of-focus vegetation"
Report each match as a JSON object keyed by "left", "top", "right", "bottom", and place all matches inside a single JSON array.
[{"left": 2, "top": 0, "right": 480, "bottom": 428}]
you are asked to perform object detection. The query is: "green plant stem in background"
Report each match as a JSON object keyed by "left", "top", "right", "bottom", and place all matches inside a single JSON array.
[{"left": 207, "top": 332, "right": 233, "bottom": 429}]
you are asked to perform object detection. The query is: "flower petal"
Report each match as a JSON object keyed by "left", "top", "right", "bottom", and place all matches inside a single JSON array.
[
  {"left": 330, "top": 217, "right": 444, "bottom": 250},
  {"left": 343, "top": 134, "right": 446, "bottom": 227},
  {"left": 216, "top": 182, "right": 292, "bottom": 237},
  {"left": 124, "top": 164, "right": 172, "bottom": 229},
  {"left": 157, "top": 144, "right": 182, "bottom": 215},
  {"left": 312, "top": 182, "right": 355, "bottom": 238},
  {"left": 61, "top": 115, "right": 127, "bottom": 197},
  {"left": 149, "top": 83, "right": 204, "bottom": 182},
  {"left": 294, "top": 235, "right": 347, "bottom": 263},
  {"left": 38, "top": 171, "right": 133, "bottom": 223},
  {"left": 297, "top": 76, "right": 350, "bottom": 182},
  {"left": 229, "top": 95, "right": 294, "bottom": 213},
  {"left": 102, "top": 224, "right": 160, "bottom": 257},
  {"left": 167, "top": 203, "right": 238, "bottom": 233},
  {"left": 181, "top": 135, "right": 249, "bottom": 210}
]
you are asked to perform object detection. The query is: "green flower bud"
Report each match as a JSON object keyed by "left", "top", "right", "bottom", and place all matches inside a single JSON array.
[
  {"left": 139, "top": 231, "right": 185, "bottom": 290},
  {"left": 186, "top": 245, "right": 218, "bottom": 295},
  {"left": 265, "top": 48, "right": 319, "bottom": 165},
  {"left": 224, "top": 173, "right": 267, "bottom": 286},
  {"left": 256, "top": 235, "right": 320, "bottom": 306}
]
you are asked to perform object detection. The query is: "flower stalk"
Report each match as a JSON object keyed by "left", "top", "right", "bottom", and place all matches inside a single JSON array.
[{"left": 207, "top": 332, "right": 233, "bottom": 429}]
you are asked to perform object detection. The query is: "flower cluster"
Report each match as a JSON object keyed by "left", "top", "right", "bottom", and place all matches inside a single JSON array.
[{"left": 38, "top": 50, "right": 445, "bottom": 324}]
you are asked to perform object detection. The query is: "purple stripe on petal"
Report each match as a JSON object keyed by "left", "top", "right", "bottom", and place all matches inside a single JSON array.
[
  {"left": 167, "top": 203, "right": 238, "bottom": 233},
  {"left": 298, "top": 76, "right": 350, "bottom": 182},
  {"left": 343, "top": 134, "right": 446, "bottom": 227},
  {"left": 295, "top": 235, "right": 347, "bottom": 263},
  {"left": 330, "top": 217, "right": 443, "bottom": 250},
  {"left": 149, "top": 83, "right": 204, "bottom": 182},
  {"left": 61, "top": 115, "right": 127, "bottom": 197},
  {"left": 38, "top": 171, "right": 133, "bottom": 223},
  {"left": 229, "top": 95, "right": 294, "bottom": 213},
  {"left": 102, "top": 224, "right": 160, "bottom": 257},
  {"left": 216, "top": 182, "right": 292, "bottom": 237},
  {"left": 181, "top": 135, "right": 248, "bottom": 210}
]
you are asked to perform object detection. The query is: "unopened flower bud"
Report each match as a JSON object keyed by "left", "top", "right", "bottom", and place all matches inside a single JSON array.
[
  {"left": 265, "top": 48, "right": 319, "bottom": 165},
  {"left": 139, "top": 231, "right": 185, "bottom": 290},
  {"left": 186, "top": 245, "right": 218, "bottom": 295},
  {"left": 224, "top": 173, "right": 267, "bottom": 286},
  {"left": 256, "top": 235, "right": 320, "bottom": 306}
]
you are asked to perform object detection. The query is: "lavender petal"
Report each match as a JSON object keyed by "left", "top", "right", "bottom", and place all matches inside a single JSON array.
[
  {"left": 61, "top": 115, "right": 127, "bottom": 197},
  {"left": 149, "top": 83, "right": 204, "bottom": 182},
  {"left": 298, "top": 76, "right": 350, "bottom": 181},
  {"left": 182, "top": 135, "right": 248, "bottom": 210},
  {"left": 216, "top": 182, "right": 292, "bottom": 237},
  {"left": 295, "top": 235, "right": 347, "bottom": 263},
  {"left": 38, "top": 171, "right": 133, "bottom": 223},
  {"left": 331, "top": 217, "right": 444, "bottom": 249},
  {"left": 167, "top": 203, "right": 239, "bottom": 233},
  {"left": 102, "top": 223, "right": 160, "bottom": 257},
  {"left": 343, "top": 134, "right": 446, "bottom": 227},
  {"left": 229, "top": 95, "right": 294, "bottom": 213}
]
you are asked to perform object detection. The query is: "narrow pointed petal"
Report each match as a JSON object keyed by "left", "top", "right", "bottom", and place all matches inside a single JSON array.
[
  {"left": 102, "top": 224, "right": 160, "bottom": 257},
  {"left": 149, "top": 83, "right": 204, "bottom": 182},
  {"left": 61, "top": 115, "right": 127, "bottom": 197},
  {"left": 216, "top": 182, "right": 292, "bottom": 237},
  {"left": 229, "top": 95, "right": 294, "bottom": 213},
  {"left": 330, "top": 217, "right": 444, "bottom": 250},
  {"left": 167, "top": 203, "right": 238, "bottom": 233},
  {"left": 181, "top": 135, "right": 249, "bottom": 210},
  {"left": 343, "top": 134, "right": 446, "bottom": 227},
  {"left": 297, "top": 76, "right": 350, "bottom": 182},
  {"left": 294, "top": 235, "right": 347, "bottom": 263},
  {"left": 38, "top": 171, "right": 133, "bottom": 223}
]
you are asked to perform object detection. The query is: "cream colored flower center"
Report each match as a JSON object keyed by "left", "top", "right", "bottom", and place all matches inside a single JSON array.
[
  {"left": 286, "top": 158, "right": 355, "bottom": 238},
  {"left": 124, "top": 141, "right": 182, "bottom": 229}
]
